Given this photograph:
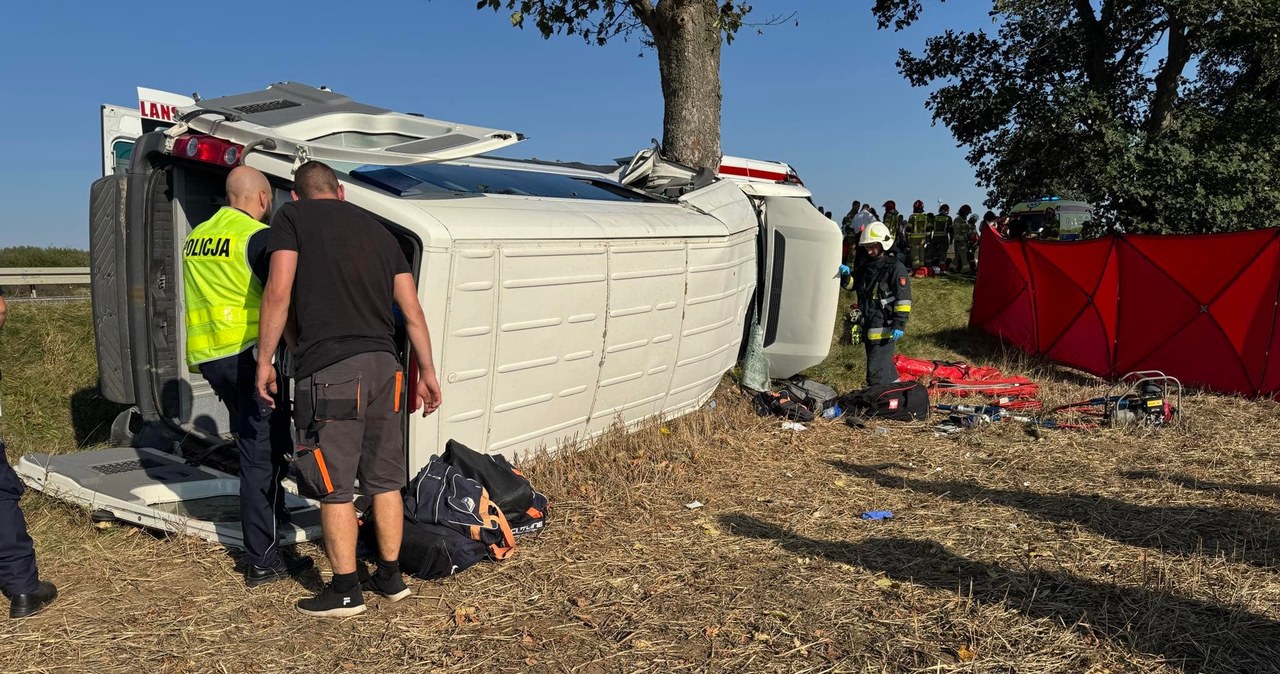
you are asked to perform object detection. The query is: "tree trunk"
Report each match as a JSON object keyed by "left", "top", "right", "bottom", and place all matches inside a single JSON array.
[{"left": 650, "top": 0, "right": 722, "bottom": 170}]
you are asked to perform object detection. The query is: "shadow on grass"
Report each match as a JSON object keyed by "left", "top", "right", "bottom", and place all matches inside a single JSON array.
[
  {"left": 830, "top": 461, "right": 1280, "bottom": 570},
  {"left": 70, "top": 387, "right": 128, "bottom": 448},
  {"left": 1121, "top": 470, "right": 1280, "bottom": 500},
  {"left": 719, "top": 513, "right": 1280, "bottom": 674},
  {"left": 921, "top": 326, "right": 1005, "bottom": 363}
]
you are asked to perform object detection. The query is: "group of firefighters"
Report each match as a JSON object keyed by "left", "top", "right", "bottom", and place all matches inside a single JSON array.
[
  {"left": 841, "top": 199, "right": 985, "bottom": 275},
  {"left": 836, "top": 199, "right": 991, "bottom": 389}
]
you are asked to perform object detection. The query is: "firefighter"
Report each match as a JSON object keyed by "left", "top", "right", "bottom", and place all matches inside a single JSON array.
[
  {"left": 926, "top": 203, "right": 953, "bottom": 268},
  {"left": 881, "top": 200, "right": 912, "bottom": 269},
  {"left": 953, "top": 205, "right": 977, "bottom": 273},
  {"left": 853, "top": 222, "right": 912, "bottom": 386},
  {"left": 841, "top": 200, "right": 862, "bottom": 268},
  {"left": 905, "top": 200, "right": 931, "bottom": 271}
]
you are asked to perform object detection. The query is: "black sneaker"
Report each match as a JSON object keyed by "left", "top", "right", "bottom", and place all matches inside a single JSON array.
[
  {"left": 296, "top": 582, "right": 366, "bottom": 618},
  {"left": 245, "top": 549, "right": 315, "bottom": 587},
  {"left": 10, "top": 580, "right": 57, "bottom": 619},
  {"left": 362, "top": 573, "right": 412, "bottom": 602}
]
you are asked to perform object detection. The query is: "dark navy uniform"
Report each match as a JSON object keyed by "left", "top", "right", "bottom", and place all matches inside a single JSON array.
[
  {"left": 0, "top": 440, "right": 38, "bottom": 598},
  {"left": 855, "top": 255, "right": 912, "bottom": 386}
]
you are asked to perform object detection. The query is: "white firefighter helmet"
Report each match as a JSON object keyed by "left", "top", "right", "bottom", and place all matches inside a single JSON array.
[{"left": 859, "top": 221, "right": 894, "bottom": 250}]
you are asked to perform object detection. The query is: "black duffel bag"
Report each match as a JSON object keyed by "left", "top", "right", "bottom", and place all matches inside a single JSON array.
[
  {"left": 441, "top": 439, "right": 549, "bottom": 535},
  {"left": 841, "top": 381, "right": 930, "bottom": 421}
]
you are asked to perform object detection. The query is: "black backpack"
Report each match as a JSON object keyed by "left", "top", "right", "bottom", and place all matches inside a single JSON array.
[
  {"left": 841, "top": 381, "right": 930, "bottom": 421},
  {"left": 440, "top": 440, "right": 549, "bottom": 535},
  {"left": 752, "top": 389, "right": 816, "bottom": 422}
]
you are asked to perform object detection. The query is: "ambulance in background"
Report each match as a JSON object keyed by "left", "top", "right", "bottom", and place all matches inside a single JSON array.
[{"left": 1007, "top": 196, "right": 1095, "bottom": 241}]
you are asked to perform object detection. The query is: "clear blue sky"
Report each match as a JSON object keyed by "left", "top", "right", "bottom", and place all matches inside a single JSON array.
[{"left": 0, "top": 0, "right": 992, "bottom": 248}]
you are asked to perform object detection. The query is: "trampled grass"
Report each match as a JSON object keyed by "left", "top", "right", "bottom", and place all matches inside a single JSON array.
[{"left": 2, "top": 283, "right": 1280, "bottom": 674}]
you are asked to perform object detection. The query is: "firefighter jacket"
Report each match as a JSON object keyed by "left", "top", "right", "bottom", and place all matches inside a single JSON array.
[
  {"left": 906, "top": 212, "right": 931, "bottom": 240},
  {"left": 854, "top": 254, "right": 912, "bottom": 343},
  {"left": 883, "top": 210, "right": 904, "bottom": 240},
  {"left": 930, "top": 214, "right": 953, "bottom": 241}
]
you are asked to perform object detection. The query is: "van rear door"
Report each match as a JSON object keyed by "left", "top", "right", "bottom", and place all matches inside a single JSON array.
[
  {"left": 93, "top": 89, "right": 198, "bottom": 406},
  {"left": 178, "top": 82, "right": 524, "bottom": 166}
]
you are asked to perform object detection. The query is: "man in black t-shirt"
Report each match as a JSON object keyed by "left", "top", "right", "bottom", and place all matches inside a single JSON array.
[{"left": 256, "top": 161, "right": 442, "bottom": 618}]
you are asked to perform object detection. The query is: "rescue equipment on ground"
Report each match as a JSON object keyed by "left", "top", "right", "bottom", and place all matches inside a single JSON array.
[
  {"left": 781, "top": 378, "right": 840, "bottom": 415},
  {"left": 840, "top": 381, "right": 930, "bottom": 422},
  {"left": 932, "top": 370, "right": 1181, "bottom": 433},
  {"left": 752, "top": 389, "right": 816, "bottom": 422},
  {"left": 750, "top": 377, "right": 843, "bottom": 421},
  {"left": 1050, "top": 371, "right": 1181, "bottom": 427},
  {"left": 893, "top": 355, "right": 1040, "bottom": 399}
]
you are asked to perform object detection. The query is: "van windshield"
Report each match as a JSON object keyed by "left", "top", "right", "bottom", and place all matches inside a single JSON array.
[{"left": 350, "top": 163, "right": 656, "bottom": 202}]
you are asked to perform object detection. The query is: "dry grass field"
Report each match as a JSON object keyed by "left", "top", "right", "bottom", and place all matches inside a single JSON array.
[{"left": 2, "top": 278, "right": 1279, "bottom": 674}]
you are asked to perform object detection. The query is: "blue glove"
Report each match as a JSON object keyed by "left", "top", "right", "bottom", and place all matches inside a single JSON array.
[
  {"left": 838, "top": 264, "right": 851, "bottom": 276},
  {"left": 891, "top": 329, "right": 905, "bottom": 342}
]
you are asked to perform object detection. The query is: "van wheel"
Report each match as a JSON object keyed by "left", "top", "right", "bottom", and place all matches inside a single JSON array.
[{"left": 91, "top": 509, "right": 118, "bottom": 529}]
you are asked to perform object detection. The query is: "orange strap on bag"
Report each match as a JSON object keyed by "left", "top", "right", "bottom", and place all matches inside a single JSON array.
[{"left": 467, "top": 488, "right": 517, "bottom": 560}]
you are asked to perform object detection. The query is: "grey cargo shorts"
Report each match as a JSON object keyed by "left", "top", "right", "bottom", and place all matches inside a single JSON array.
[{"left": 292, "top": 351, "right": 406, "bottom": 504}]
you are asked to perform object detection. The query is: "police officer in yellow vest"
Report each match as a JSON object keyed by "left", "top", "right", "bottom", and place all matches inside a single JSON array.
[
  {"left": 183, "top": 166, "right": 313, "bottom": 587},
  {"left": 905, "top": 200, "right": 931, "bottom": 271}
]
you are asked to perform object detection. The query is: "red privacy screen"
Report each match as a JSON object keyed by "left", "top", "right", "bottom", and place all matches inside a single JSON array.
[{"left": 970, "top": 226, "right": 1280, "bottom": 397}]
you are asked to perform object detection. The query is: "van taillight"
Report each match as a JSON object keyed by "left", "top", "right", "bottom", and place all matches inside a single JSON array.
[
  {"left": 785, "top": 171, "right": 804, "bottom": 186},
  {"left": 171, "top": 135, "right": 242, "bottom": 167}
]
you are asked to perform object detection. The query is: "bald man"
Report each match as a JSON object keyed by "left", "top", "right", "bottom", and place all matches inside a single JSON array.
[{"left": 182, "top": 166, "right": 313, "bottom": 587}]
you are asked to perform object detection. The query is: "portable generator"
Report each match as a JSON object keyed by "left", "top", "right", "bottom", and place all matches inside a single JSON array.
[{"left": 1103, "top": 371, "right": 1181, "bottom": 426}]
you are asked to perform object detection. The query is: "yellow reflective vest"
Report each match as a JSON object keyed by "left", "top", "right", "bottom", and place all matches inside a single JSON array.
[
  {"left": 182, "top": 207, "right": 268, "bottom": 369},
  {"left": 906, "top": 212, "right": 932, "bottom": 238},
  {"left": 931, "top": 215, "right": 953, "bottom": 238}
]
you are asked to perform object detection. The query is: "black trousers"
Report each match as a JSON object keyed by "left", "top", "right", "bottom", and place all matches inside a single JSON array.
[
  {"left": 199, "top": 350, "right": 292, "bottom": 568},
  {"left": 865, "top": 339, "right": 898, "bottom": 387},
  {"left": 0, "top": 440, "right": 39, "bottom": 596}
]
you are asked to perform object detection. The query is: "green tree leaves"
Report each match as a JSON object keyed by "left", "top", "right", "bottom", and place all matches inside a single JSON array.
[{"left": 875, "top": 1, "right": 1280, "bottom": 233}]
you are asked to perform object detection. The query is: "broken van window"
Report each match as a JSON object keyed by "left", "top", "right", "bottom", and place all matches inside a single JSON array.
[{"left": 350, "top": 163, "right": 655, "bottom": 202}]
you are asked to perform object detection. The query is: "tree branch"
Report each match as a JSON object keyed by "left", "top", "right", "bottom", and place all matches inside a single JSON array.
[
  {"left": 627, "top": 0, "right": 656, "bottom": 31},
  {"left": 1146, "top": 18, "right": 1194, "bottom": 138}
]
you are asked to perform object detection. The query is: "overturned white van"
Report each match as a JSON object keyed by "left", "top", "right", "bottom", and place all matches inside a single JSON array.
[{"left": 18, "top": 83, "right": 840, "bottom": 546}]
